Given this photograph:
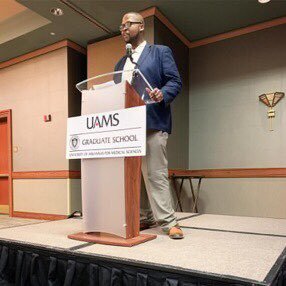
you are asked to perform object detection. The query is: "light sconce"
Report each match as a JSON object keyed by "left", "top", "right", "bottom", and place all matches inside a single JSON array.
[{"left": 259, "top": 92, "right": 284, "bottom": 131}]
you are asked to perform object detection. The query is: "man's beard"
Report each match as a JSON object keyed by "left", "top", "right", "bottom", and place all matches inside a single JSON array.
[{"left": 127, "top": 34, "right": 140, "bottom": 44}]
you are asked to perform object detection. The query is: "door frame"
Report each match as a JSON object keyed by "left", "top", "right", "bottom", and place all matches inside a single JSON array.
[{"left": 0, "top": 109, "right": 13, "bottom": 216}]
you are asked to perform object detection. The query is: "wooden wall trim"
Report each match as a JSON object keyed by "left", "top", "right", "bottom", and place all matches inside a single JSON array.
[
  {"left": 169, "top": 168, "right": 286, "bottom": 178},
  {"left": 66, "top": 40, "right": 87, "bottom": 55},
  {"left": 140, "top": 7, "right": 191, "bottom": 47},
  {"left": 141, "top": 7, "right": 286, "bottom": 49},
  {"left": 12, "top": 171, "right": 81, "bottom": 179},
  {"left": 12, "top": 168, "right": 286, "bottom": 179},
  {"left": 0, "top": 109, "right": 13, "bottom": 217},
  {"left": 0, "top": 40, "right": 86, "bottom": 70},
  {"left": 153, "top": 8, "right": 191, "bottom": 48},
  {"left": 189, "top": 16, "right": 286, "bottom": 48},
  {"left": 12, "top": 211, "right": 67, "bottom": 221},
  {"left": 140, "top": 7, "right": 156, "bottom": 19},
  {"left": 88, "top": 7, "right": 286, "bottom": 51},
  {"left": 7, "top": 110, "right": 13, "bottom": 217}
]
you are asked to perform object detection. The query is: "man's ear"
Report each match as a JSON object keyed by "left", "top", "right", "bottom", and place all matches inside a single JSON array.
[{"left": 139, "top": 24, "right": 144, "bottom": 32}]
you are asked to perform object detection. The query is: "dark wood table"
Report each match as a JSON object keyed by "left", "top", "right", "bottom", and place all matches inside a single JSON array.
[{"left": 169, "top": 174, "right": 204, "bottom": 213}]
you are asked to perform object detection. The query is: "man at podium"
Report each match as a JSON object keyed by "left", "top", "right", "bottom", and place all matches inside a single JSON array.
[{"left": 114, "top": 12, "right": 184, "bottom": 239}]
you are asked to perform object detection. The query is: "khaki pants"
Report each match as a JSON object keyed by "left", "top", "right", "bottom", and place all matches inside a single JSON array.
[{"left": 141, "top": 130, "right": 177, "bottom": 232}]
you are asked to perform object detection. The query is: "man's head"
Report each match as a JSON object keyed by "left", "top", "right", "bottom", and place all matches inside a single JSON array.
[{"left": 120, "top": 12, "right": 145, "bottom": 45}]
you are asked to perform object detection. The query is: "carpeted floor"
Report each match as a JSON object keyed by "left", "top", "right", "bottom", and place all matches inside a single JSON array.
[
  {"left": 0, "top": 213, "right": 285, "bottom": 284},
  {"left": 0, "top": 215, "right": 45, "bottom": 229},
  {"left": 78, "top": 227, "right": 286, "bottom": 282},
  {"left": 0, "top": 218, "right": 86, "bottom": 249},
  {"left": 179, "top": 214, "right": 286, "bottom": 236}
]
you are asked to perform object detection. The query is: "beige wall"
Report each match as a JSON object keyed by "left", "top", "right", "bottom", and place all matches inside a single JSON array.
[
  {"left": 189, "top": 25, "right": 286, "bottom": 169},
  {"left": 68, "top": 179, "right": 82, "bottom": 214},
  {"left": 13, "top": 179, "right": 69, "bottom": 214},
  {"left": 179, "top": 178, "right": 286, "bottom": 218},
  {"left": 154, "top": 18, "right": 189, "bottom": 169},
  {"left": 13, "top": 178, "right": 82, "bottom": 215},
  {"left": 88, "top": 17, "right": 154, "bottom": 78},
  {"left": 88, "top": 35, "right": 123, "bottom": 77},
  {"left": 0, "top": 46, "right": 86, "bottom": 216},
  {"left": 187, "top": 25, "right": 286, "bottom": 218},
  {"left": 0, "top": 48, "right": 69, "bottom": 171},
  {"left": 67, "top": 47, "right": 86, "bottom": 171}
]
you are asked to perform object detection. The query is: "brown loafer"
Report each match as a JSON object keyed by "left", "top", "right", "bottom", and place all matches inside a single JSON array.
[{"left": 168, "top": 226, "right": 184, "bottom": 239}]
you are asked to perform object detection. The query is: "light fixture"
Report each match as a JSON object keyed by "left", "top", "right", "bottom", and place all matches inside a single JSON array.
[
  {"left": 258, "top": 0, "right": 271, "bottom": 3},
  {"left": 50, "top": 8, "right": 64, "bottom": 16},
  {"left": 259, "top": 92, "right": 284, "bottom": 131},
  {"left": 50, "top": 32, "right": 56, "bottom": 36}
]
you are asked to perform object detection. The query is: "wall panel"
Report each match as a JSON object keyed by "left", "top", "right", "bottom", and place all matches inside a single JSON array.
[
  {"left": 0, "top": 48, "right": 69, "bottom": 171},
  {"left": 188, "top": 25, "right": 286, "bottom": 218},
  {"left": 13, "top": 179, "right": 69, "bottom": 215}
]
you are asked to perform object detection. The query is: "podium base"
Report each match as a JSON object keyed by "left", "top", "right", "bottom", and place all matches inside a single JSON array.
[{"left": 68, "top": 232, "right": 157, "bottom": 247}]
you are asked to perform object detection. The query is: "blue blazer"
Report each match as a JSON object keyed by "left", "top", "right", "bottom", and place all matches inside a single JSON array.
[{"left": 114, "top": 43, "right": 182, "bottom": 134}]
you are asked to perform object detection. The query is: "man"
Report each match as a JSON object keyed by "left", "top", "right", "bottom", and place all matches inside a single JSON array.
[{"left": 114, "top": 12, "right": 184, "bottom": 239}]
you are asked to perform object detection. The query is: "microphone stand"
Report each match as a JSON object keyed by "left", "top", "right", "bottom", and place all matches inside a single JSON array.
[
  {"left": 128, "top": 56, "right": 139, "bottom": 83},
  {"left": 126, "top": 51, "right": 139, "bottom": 85}
]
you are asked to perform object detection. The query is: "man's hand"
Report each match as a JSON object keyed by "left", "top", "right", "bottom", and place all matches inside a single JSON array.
[{"left": 146, "top": 87, "right": 164, "bottom": 102}]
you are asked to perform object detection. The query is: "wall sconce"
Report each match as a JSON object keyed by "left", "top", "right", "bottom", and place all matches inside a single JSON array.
[{"left": 259, "top": 92, "right": 284, "bottom": 131}]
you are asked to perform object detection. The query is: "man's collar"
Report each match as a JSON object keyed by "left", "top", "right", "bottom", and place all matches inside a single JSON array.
[{"left": 133, "top": 41, "right": 147, "bottom": 52}]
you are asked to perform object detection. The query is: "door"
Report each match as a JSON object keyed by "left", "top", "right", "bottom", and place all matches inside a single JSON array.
[{"left": 0, "top": 110, "right": 12, "bottom": 215}]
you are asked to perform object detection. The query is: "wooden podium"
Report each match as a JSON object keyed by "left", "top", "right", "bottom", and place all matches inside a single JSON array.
[{"left": 68, "top": 80, "right": 156, "bottom": 247}]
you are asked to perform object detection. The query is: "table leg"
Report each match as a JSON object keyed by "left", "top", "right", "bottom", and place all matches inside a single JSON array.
[
  {"left": 189, "top": 178, "right": 197, "bottom": 213},
  {"left": 192, "top": 178, "right": 202, "bottom": 213},
  {"left": 171, "top": 177, "right": 184, "bottom": 212}
]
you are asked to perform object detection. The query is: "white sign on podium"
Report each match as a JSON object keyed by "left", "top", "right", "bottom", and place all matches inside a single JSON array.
[{"left": 66, "top": 106, "right": 146, "bottom": 159}]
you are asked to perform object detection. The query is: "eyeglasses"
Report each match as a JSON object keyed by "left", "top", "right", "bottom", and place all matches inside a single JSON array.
[{"left": 119, "top": 21, "right": 142, "bottom": 31}]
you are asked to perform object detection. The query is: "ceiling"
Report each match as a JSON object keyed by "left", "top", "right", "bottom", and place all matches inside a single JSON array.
[
  {"left": 1, "top": 0, "right": 286, "bottom": 63},
  {"left": 0, "top": 0, "right": 26, "bottom": 22}
]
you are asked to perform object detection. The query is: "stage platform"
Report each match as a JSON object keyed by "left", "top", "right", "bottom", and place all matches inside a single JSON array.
[{"left": 0, "top": 213, "right": 285, "bottom": 285}]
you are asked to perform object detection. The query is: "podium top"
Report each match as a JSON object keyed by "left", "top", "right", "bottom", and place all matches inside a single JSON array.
[{"left": 76, "top": 69, "right": 155, "bottom": 104}]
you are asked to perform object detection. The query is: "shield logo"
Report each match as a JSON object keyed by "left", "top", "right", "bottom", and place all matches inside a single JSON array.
[
  {"left": 70, "top": 136, "right": 80, "bottom": 150},
  {"left": 72, "top": 138, "right": 78, "bottom": 148}
]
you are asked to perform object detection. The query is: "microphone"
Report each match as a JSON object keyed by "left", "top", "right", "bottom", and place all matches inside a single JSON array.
[
  {"left": 126, "top": 43, "right": 137, "bottom": 67},
  {"left": 126, "top": 43, "right": 139, "bottom": 68},
  {"left": 126, "top": 43, "right": 133, "bottom": 58},
  {"left": 125, "top": 43, "right": 138, "bottom": 84}
]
